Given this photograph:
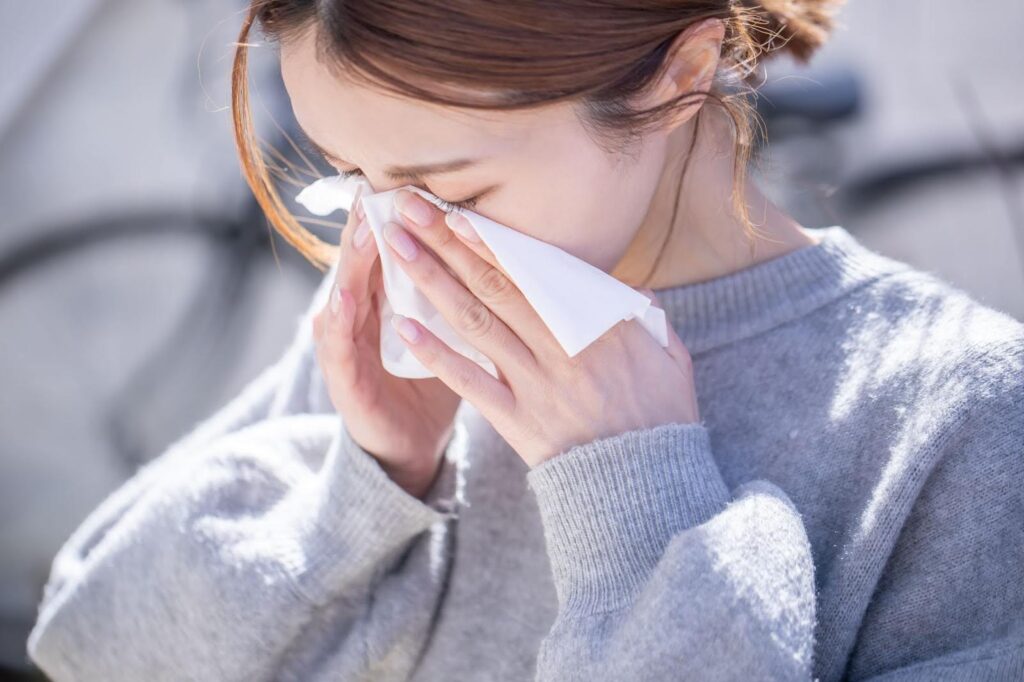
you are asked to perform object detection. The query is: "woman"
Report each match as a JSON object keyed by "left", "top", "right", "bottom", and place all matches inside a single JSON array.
[{"left": 27, "top": 1, "right": 1023, "bottom": 680}]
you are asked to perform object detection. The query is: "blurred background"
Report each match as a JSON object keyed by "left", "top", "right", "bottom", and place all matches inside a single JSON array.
[{"left": 1, "top": 0, "right": 1021, "bottom": 678}]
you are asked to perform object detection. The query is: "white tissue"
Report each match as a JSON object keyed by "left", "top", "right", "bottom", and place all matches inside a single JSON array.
[{"left": 295, "top": 173, "right": 669, "bottom": 379}]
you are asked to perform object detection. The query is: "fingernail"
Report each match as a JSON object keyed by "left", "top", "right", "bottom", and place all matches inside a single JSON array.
[
  {"left": 383, "top": 221, "right": 418, "bottom": 261},
  {"left": 391, "top": 313, "right": 421, "bottom": 343},
  {"left": 394, "top": 190, "right": 433, "bottom": 227},
  {"left": 353, "top": 219, "right": 371, "bottom": 249},
  {"left": 445, "top": 212, "right": 480, "bottom": 242},
  {"left": 330, "top": 284, "right": 342, "bottom": 314},
  {"left": 351, "top": 186, "right": 366, "bottom": 222}
]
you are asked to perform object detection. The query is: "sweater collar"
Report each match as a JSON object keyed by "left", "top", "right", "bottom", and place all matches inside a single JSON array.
[{"left": 653, "top": 225, "right": 913, "bottom": 355}]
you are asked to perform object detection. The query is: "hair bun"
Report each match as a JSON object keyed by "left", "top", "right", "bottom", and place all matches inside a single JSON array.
[{"left": 740, "top": 0, "right": 846, "bottom": 64}]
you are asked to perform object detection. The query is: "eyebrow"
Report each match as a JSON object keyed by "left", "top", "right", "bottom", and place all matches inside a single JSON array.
[{"left": 296, "top": 125, "right": 482, "bottom": 181}]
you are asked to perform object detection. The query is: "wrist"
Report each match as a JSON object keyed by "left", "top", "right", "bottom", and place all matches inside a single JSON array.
[{"left": 380, "top": 456, "right": 444, "bottom": 500}]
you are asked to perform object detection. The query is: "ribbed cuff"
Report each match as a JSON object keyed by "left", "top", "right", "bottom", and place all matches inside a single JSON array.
[
  {"left": 298, "top": 419, "right": 458, "bottom": 601},
  {"left": 526, "top": 422, "right": 730, "bottom": 615}
]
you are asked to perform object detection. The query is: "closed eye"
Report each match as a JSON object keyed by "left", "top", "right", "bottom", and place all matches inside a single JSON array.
[
  {"left": 295, "top": 135, "right": 487, "bottom": 214},
  {"left": 330, "top": 168, "right": 480, "bottom": 215}
]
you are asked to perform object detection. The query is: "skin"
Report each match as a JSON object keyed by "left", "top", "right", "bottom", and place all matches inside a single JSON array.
[{"left": 287, "top": 18, "right": 821, "bottom": 489}]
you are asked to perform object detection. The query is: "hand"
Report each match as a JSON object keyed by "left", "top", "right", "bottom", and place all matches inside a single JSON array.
[
  {"left": 311, "top": 184, "right": 463, "bottom": 499},
  {"left": 384, "top": 189, "right": 700, "bottom": 468}
]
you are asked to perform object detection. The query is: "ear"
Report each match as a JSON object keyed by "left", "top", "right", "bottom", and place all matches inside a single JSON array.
[{"left": 641, "top": 18, "right": 726, "bottom": 131}]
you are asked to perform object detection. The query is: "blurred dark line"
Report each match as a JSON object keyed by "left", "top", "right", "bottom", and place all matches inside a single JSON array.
[
  {"left": 754, "top": 64, "right": 862, "bottom": 126},
  {"left": 837, "top": 141, "right": 1024, "bottom": 215},
  {"left": 0, "top": 211, "right": 238, "bottom": 288},
  {"left": 0, "top": 0, "right": 105, "bottom": 148},
  {"left": 949, "top": 71, "right": 1024, "bottom": 274}
]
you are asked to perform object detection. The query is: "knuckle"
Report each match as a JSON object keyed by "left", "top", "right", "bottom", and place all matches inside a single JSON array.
[
  {"left": 416, "top": 258, "right": 442, "bottom": 286},
  {"left": 416, "top": 343, "right": 438, "bottom": 368},
  {"left": 456, "top": 297, "right": 493, "bottom": 336},
  {"left": 558, "top": 341, "right": 590, "bottom": 373},
  {"left": 565, "top": 351, "right": 588, "bottom": 373},
  {"left": 610, "top": 318, "right": 631, "bottom": 338},
  {"left": 474, "top": 266, "right": 515, "bottom": 303},
  {"left": 449, "top": 360, "right": 479, "bottom": 395}
]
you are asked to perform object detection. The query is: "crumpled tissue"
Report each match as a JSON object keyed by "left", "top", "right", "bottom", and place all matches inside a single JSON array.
[{"left": 296, "top": 173, "right": 668, "bottom": 379}]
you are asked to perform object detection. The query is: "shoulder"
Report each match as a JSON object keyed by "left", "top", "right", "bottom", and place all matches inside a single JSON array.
[
  {"left": 844, "top": 271, "right": 1023, "bottom": 676},
  {"left": 846, "top": 266, "right": 1023, "bottom": 413},
  {"left": 831, "top": 265, "right": 1022, "bottom": 500},
  {"left": 860, "top": 267, "right": 1023, "bottom": 513}
]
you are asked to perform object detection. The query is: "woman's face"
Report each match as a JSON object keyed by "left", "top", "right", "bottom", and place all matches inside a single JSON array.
[{"left": 279, "top": 27, "right": 673, "bottom": 273}]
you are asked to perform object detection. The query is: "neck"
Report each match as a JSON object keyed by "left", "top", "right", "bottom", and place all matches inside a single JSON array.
[{"left": 611, "top": 106, "right": 821, "bottom": 290}]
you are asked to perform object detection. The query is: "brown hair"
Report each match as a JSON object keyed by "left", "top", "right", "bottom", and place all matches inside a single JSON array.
[{"left": 231, "top": 0, "right": 845, "bottom": 280}]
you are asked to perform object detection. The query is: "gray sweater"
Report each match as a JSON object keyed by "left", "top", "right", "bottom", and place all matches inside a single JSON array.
[{"left": 27, "top": 225, "right": 1024, "bottom": 681}]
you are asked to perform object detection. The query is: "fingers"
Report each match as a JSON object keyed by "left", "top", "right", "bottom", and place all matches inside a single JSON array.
[
  {"left": 440, "top": 210, "right": 512, "bottom": 280},
  {"left": 381, "top": 216, "right": 537, "bottom": 382},
  {"left": 664, "top": 320, "right": 693, "bottom": 374},
  {"left": 392, "top": 189, "right": 558, "bottom": 359},
  {"left": 312, "top": 277, "right": 360, "bottom": 397},
  {"left": 637, "top": 286, "right": 694, "bottom": 375},
  {"left": 335, "top": 184, "right": 380, "bottom": 331},
  {"left": 636, "top": 287, "right": 698, "bottom": 422},
  {"left": 390, "top": 312, "right": 515, "bottom": 418},
  {"left": 312, "top": 184, "right": 375, "bottom": 394}
]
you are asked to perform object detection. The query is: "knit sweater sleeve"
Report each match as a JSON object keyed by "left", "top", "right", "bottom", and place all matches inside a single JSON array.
[
  {"left": 525, "top": 422, "right": 817, "bottom": 681},
  {"left": 524, "top": 343, "right": 1024, "bottom": 682},
  {"left": 26, "top": 265, "right": 461, "bottom": 682}
]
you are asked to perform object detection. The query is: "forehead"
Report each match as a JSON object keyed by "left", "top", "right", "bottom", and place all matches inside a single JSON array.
[{"left": 278, "top": 28, "right": 563, "bottom": 166}]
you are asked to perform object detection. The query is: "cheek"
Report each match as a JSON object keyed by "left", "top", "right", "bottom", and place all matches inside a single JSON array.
[
  {"left": 567, "top": 198, "right": 641, "bottom": 271},
  {"left": 486, "top": 185, "right": 598, "bottom": 261},
  {"left": 585, "top": 150, "right": 666, "bottom": 270},
  {"left": 534, "top": 165, "right": 650, "bottom": 271},
  {"left": 477, "top": 151, "right": 653, "bottom": 271}
]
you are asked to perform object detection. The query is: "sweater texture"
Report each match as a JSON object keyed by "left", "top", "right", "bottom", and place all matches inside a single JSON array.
[{"left": 27, "top": 225, "right": 1024, "bottom": 681}]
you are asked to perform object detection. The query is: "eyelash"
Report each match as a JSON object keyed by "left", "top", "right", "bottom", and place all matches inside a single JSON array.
[
  {"left": 298, "top": 139, "right": 480, "bottom": 215},
  {"left": 334, "top": 168, "right": 479, "bottom": 215}
]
